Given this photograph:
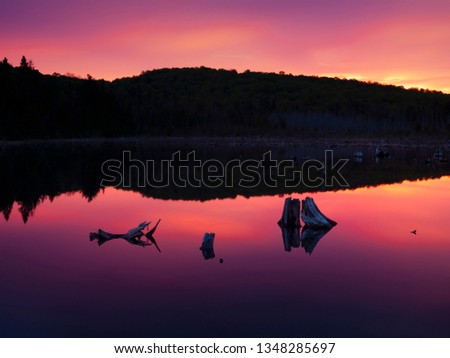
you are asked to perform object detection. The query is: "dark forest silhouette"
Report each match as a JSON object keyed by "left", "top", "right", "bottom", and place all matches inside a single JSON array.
[
  {"left": 1, "top": 56, "right": 449, "bottom": 140},
  {"left": 0, "top": 142, "right": 448, "bottom": 223}
]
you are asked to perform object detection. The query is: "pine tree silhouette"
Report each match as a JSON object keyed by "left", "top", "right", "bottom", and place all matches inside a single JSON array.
[{"left": 20, "top": 55, "right": 28, "bottom": 68}]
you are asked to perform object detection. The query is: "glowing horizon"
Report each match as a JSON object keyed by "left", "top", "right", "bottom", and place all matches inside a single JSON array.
[{"left": 1, "top": 0, "right": 449, "bottom": 92}]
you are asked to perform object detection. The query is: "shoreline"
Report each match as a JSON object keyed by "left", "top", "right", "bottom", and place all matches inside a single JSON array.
[{"left": 0, "top": 136, "right": 449, "bottom": 149}]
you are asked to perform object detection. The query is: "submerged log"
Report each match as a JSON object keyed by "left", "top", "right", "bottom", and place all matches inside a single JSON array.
[
  {"left": 90, "top": 221, "right": 150, "bottom": 242},
  {"left": 200, "top": 233, "right": 215, "bottom": 260},
  {"left": 301, "top": 197, "right": 336, "bottom": 229},
  {"left": 90, "top": 220, "right": 161, "bottom": 250},
  {"left": 123, "top": 221, "right": 151, "bottom": 240}
]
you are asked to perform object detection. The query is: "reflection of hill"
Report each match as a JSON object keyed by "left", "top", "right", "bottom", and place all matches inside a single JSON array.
[{"left": 0, "top": 141, "right": 448, "bottom": 223}]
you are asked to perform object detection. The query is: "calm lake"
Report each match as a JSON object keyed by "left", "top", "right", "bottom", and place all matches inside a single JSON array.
[{"left": 0, "top": 141, "right": 449, "bottom": 337}]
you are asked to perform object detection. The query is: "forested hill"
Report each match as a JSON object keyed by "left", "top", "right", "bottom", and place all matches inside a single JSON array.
[{"left": 1, "top": 57, "right": 449, "bottom": 140}]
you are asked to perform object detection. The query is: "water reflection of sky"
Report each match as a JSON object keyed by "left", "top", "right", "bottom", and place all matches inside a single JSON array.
[{"left": 0, "top": 177, "right": 449, "bottom": 337}]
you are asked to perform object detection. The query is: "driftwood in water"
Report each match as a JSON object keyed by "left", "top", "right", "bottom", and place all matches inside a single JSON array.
[
  {"left": 301, "top": 197, "right": 336, "bottom": 229},
  {"left": 278, "top": 197, "right": 301, "bottom": 227},
  {"left": 200, "top": 233, "right": 215, "bottom": 260},
  {"left": 145, "top": 219, "right": 162, "bottom": 252},
  {"left": 89, "top": 220, "right": 161, "bottom": 251}
]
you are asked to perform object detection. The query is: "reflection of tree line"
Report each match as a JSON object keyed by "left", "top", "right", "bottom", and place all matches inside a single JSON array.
[{"left": 0, "top": 143, "right": 448, "bottom": 223}]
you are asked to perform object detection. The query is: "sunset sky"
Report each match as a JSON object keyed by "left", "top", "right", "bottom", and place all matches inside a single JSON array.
[{"left": 1, "top": 0, "right": 449, "bottom": 92}]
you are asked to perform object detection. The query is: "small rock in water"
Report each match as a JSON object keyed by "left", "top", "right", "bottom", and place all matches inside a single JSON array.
[{"left": 219, "top": 258, "right": 223, "bottom": 263}]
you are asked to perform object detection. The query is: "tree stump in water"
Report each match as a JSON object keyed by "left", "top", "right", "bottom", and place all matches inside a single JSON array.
[
  {"left": 278, "top": 197, "right": 337, "bottom": 253},
  {"left": 200, "top": 233, "right": 215, "bottom": 260},
  {"left": 278, "top": 197, "right": 301, "bottom": 227},
  {"left": 301, "top": 197, "right": 336, "bottom": 229},
  {"left": 278, "top": 197, "right": 301, "bottom": 252}
]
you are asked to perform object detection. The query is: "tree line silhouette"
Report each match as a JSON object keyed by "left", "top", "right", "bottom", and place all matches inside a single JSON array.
[
  {"left": 0, "top": 142, "right": 448, "bottom": 223},
  {"left": 1, "top": 56, "right": 449, "bottom": 139}
]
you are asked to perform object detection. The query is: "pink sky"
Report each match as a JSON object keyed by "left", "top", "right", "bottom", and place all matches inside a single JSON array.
[{"left": 1, "top": 0, "right": 449, "bottom": 92}]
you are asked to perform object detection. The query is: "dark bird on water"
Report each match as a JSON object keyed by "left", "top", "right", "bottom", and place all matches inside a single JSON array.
[{"left": 411, "top": 230, "right": 417, "bottom": 235}]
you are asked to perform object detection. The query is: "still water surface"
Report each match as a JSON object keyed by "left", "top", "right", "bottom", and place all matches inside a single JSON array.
[{"left": 0, "top": 177, "right": 449, "bottom": 337}]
